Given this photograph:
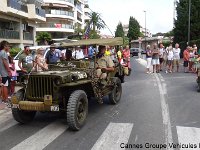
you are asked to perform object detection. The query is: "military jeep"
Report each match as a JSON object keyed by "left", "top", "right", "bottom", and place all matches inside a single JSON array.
[{"left": 11, "top": 37, "right": 125, "bottom": 130}]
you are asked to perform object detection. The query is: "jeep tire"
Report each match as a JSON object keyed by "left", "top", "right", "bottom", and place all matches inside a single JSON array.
[
  {"left": 12, "top": 89, "right": 36, "bottom": 124},
  {"left": 109, "top": 78, "right": 122, "bottom": 104},
  {"left": 67, "top": 90, "right": 88, "bottom": 131}
]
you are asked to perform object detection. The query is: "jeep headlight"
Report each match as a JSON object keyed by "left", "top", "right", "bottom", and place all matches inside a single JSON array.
[{"left": 54, "top": 77, "right": 62, "bottom": 85}]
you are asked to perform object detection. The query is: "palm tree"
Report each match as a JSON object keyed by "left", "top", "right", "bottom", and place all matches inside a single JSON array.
[
  {"left": 36, "top": 32, "right": 52, "bottom": 45},
  {"left": 89, "top": 12, "right": 106, "bottom": 31}
]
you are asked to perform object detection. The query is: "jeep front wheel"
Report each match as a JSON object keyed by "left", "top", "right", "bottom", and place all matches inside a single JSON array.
[
  {"left": 109, "top": 78, "right": 122, "bottom": 104},
  {"left": 12, "top": 89, "right": 36, "bottom": 124},
  {"left": 67, "top": 90, "right": 88, "bottom": 131},
  {"left": 12, "top": 109, "right": 36, "bottom": 124}
]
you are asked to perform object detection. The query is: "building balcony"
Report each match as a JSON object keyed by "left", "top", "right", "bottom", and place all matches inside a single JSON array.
[
  {"left": 7, "top": 0, "right": 28, "bottom": 13},
  {"left": 0, "top": 29, "right": 20, "bottom": 39},
  {"left": 46, "top": 9, "right": 74, "bottom": 17},
  {"left": 84, "top": 7, "right": 90, "bottom": 13},
  {"left": 43, "top": 0, "right": 74, "bottom": 8},
  {"left": 77, "top": 17, "right": 82, "bottom": 22},
  {"left": 27, "top": 4, "right": 46, "bottom": 22},
  {"left": 23, "top": 32, "right": 33, "bottom": 40},
  {"left": 27, "top": 0, "right": 44, "bottom": 4},
  {"left": 36, "top": 23, "right": 74, "bottom": 33},
  {"left": 59, "top": 0, "right": 74, "bottom": 4},
  {"left": 76, "top": 5, "right": 82, "bottom": 12},
  {"left": 36, "top": 8, "right": 46, "bottom": 18}
]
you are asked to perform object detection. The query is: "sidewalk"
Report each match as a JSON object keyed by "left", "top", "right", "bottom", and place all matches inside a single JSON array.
[{"left": 0, "top": 86, "right": 22, "bottom": 111}]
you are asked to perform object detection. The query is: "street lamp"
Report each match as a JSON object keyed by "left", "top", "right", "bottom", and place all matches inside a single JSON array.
[
  {"left": 187, "top": 0, "right": 191, "bottom": 45},
  {"left": 144, "top": 10, "right": 147, "bottom": 50}
]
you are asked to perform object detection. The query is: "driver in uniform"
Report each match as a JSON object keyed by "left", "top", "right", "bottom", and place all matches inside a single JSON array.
[{"left": 96, "top": 45, "right": 115, "bottom": 79}]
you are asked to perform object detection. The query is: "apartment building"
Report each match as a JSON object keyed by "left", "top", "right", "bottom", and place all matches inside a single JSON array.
[
  {"left": 140, "top": 26, "right": 152, "bottom": 38},
  {"left": 123, "top": 24, "right": 152, "bottom": 38},
  {"left": 0, "top": 0, "right": 46, "bottom": 48},
  {"left": 37, "top": 0, "right": 89, "bottom": 39}
]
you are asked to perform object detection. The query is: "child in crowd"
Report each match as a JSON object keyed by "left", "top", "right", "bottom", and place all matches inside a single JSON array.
[
  {"left": 166, "top": 46, "right": 174, "bottom": 73},
  {"left": 8, "top": 56, "right": 17, "bottom": 95}
]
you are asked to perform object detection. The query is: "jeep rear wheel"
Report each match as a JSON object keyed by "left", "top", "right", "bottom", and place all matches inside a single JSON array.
[
  {"left": 109, "top": 78, "right": 122, "bottom": 104},
  {"left": 67, "top": 90, "right": 88, "bottom": 131},
  {"left": 12, "top": 89, "right": 36, "bottom": 124}
]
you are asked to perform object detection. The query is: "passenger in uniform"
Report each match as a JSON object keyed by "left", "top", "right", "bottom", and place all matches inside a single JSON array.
[{"left": 96, "top": 45, "right": 115, "bottom": 79}]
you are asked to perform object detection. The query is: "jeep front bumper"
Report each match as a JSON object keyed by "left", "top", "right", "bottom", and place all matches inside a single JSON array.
[{"left": 11, "top": 95, "right": 59, "bottom": 112}]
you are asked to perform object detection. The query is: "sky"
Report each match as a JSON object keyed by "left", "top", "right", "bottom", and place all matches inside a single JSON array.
[{"left": 88, "top": 0, "right": 175, "bottom": 36}]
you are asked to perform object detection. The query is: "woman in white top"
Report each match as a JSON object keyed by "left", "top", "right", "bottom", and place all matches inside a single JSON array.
[
  {"left": 172, "top": 43, "right": 181, "bottom": 72},
  {"left": 166, "top": 46, "right": 174, "bottom": 73},
  {"left": 146, "top": 45, "right": 152, "bottom": 74}
]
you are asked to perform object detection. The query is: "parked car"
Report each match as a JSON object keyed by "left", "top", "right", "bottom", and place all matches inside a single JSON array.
[{"left": 130, "top": 48, "right": 146, "bottom": 57}]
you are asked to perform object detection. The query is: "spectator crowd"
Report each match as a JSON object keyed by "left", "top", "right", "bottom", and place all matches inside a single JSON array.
[{"left": 145, "top": 43, "right": 200, "bottom": 74}]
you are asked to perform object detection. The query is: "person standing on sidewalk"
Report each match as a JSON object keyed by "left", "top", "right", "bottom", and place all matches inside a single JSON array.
[
  {"left": 146, "top": 45, "right": 152, "bottom": 74},
  {"left": 152, "top": 43, "right": 160, "bottom": 73},
  {"left": 0, "top": 40, "right": 11, "bottom": 103},
  {"left": 183, "top": 46, "right": 190, "bottom": 73},
  {"left": 172, "top": 43, "right": 181, "bottom": 72},
  {"left": 188, "top": 47, "right": 195, "bottom": 72},
  {"left": 166, "top": 46, "right": 174, "bottom": 73},
  {"left": 159, "top": 43, "right": 164, "bottom": 71}
]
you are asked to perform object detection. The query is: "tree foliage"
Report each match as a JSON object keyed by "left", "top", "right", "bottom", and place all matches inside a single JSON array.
[
  {"left": 174, "top": 0, "right": 200, "bottom": 44},
  {"left": 115, "top": 22, "right": 124, "bottom": 37},
  {"left": 89, "top": 12, "right": 105, "bottom": 31},
  {"left": 164, "top": 30, "right": 174, "bottom": 37},
  {"left": 127, "top": 16, "right": 140, "bottom": 41},
  {"left": 36, "top": 32, "right": 52, "bottom": 45},
  {"left": 89, "top": 30, "right": 100, "bottom": 39}
]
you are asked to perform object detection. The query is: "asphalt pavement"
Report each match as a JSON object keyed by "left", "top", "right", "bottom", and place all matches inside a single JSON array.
[{"left": 0, "top": 57, "right": 199, "bottom": 150}]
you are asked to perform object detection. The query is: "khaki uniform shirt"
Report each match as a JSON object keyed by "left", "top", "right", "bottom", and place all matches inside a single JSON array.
[{"left": 97, "top": 55, "right": 114, "bottom": 68}]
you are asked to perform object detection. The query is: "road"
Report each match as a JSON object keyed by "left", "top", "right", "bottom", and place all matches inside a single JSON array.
[{"left": 0, "top": 57, "right": 199, "bottom": 150}]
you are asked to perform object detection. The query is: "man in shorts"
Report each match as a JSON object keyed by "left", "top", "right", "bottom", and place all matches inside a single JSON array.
[
  {"left": 152, "top": 43, "right": 160, "bottom": 73},
  {"left": 0, "top": 40, "right": 11, "bottom": 103},
  {"left": 173, "top": 43, "right": 181, "bottom": 72}
]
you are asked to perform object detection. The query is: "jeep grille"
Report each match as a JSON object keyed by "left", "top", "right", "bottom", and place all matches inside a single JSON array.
[{"left": 27, "top": 76, "right": 54, "bottom": 99}]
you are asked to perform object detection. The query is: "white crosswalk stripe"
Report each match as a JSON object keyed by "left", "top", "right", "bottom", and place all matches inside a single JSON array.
[
  {"left": 91, "top": 123, "right": 133, "bottom": 150},
  {"left": 177, "top": 126, "right": 200, "bottom": 150},
  {"left": 10, "top": 121, "right": 68, "bottom": 150}
]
